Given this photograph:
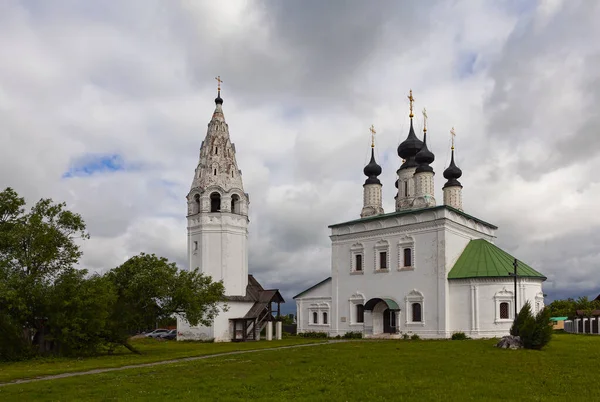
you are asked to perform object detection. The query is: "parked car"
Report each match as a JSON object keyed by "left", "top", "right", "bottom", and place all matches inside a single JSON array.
[
  {"left": 159, "top": 329, "right": 177, "bottom": 340},
  {"left": 145, "top": 329, "right": 170, "bottom": 338}
]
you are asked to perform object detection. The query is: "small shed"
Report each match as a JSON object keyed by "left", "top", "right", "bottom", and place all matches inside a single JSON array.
[{"left": 550, "top": 317, "right": 568, "bottom": 330}]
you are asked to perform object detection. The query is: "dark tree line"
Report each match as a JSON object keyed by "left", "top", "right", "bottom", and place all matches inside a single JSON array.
[{"left": 0, "top": 188, "right": 225, "bottom": 361}]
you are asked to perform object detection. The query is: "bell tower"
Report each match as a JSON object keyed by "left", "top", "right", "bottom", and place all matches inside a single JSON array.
[{"left": 187, "top": 78, "right": 249, "bottom": 296}]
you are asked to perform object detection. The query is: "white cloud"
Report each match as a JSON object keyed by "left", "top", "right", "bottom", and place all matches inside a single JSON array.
[{"left": 1, "top": 0, "right": 599, "bottom": 309}]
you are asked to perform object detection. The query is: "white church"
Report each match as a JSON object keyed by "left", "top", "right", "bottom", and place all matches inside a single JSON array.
[
  {"left": 294, "top": 91, "right": 546, "bottom": 339},
  {"left": 177, "top": 83, "right": 284, "bottom": 342}
]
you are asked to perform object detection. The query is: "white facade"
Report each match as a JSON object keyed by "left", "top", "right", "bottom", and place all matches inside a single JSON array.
[
  {"left": 295, "top": 207, "right": 545, "bottom": 339},
  {"left": 177, "top": 95, "right": 254, "bottom": 342}
]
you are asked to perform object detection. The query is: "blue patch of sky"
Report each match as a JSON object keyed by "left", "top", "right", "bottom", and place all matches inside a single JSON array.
[
  {"left": 456, "top": 52, "right": 478, "bottom": 79},
  {"left": 62, "top": 153, "right": 129, "bottom": 178}
]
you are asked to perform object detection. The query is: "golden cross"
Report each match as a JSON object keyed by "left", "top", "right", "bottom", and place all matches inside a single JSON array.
[
  {"left": 450, "top": 127, "right": 456, "bottom": 150},
  {"left": 215, "top": 76, "right": 223, "bottom": 91},
  {"left": 422, "top": 108, "right": 428, "bottom": 133},
  {"left": 369, "top": 124, "right": 376, "bottom": 148},
  {"left": 408, "top": 89, "right": 415, "bottom": 118}
]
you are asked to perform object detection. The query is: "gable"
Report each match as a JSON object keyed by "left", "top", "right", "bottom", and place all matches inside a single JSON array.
[
  {"left": 448, "top": 239, "right": 546, "bottom": 280},
  {"left": 293, "top": 277, "right": 332, "bottom": 299}
]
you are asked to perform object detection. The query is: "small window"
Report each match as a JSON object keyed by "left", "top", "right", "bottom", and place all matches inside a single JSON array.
[
  {"left": 404, "top": 181, "right": 408, "bottom": 197},
  {"left": 313, "top": 312, "right": 318, "bottom": 324},
  {"left": 500, "top": 302, "right": 509, "bottom": 319},
  {"left": 231, "top": 170, "right": 234, "bottom": 177},
  {"left": 356, "top": 304, "right": 364, "bottom": 323},
  {"left": 213, "top": 169, "right": 217, "bottom": 176},
  {"left": 412, "top": 302, "right": 422, "bottom": 322},
  {"left": 215, "top": 147, "right": 218, "bottom": 155},
  {"left": 403, "top": 248, "right": 412, "bottom": 267},
  {"left": 193, "top": 241, "right": 198, "bottom": 251},
  {"left": 379, "top": 251, "right": 387, "bottom": 269},
  {"left": 210, "top": 192, "right": 221, "bottom": 212},
  {"left": 355, "top": 254, "right": 363, "bottom": 271},
  {"left": 323, "top": 312, "right": 328, "bottom": 325}
]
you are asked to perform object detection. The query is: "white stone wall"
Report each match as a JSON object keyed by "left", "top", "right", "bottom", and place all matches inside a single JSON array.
[
  {"left": 443, "top": 186, "right": 463, "bottom": 211},
  {"left": 396, "top": 167, "right": 416, "bottom": 211},
  {"left": 448, "top": 279, "right": 544, "bottom": 338},
  {"left": 177, "top": 301, "right": 255, "bottom": 342},
  {"left": 361, "top": 184, "right": 384, "bottom": 218},
  {"left": 295, "top": 281, "right": 332, "bottom": 334}
]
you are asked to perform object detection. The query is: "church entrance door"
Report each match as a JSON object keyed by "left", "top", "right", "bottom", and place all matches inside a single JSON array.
[{"left": 383, "top": 309, "right": 396, "bottom": 334}]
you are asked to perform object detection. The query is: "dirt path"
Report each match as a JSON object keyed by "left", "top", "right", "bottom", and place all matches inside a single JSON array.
[{"left": 0, "top": 340, "right": 346, "bottom": 387}]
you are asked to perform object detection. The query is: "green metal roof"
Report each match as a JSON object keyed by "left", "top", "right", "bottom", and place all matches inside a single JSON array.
[
  {"left": 448, "top": 239, "right": 546, "bottom": 280},
  {"left": 550, "top": 317, "right": 568, "bottom": 322},
  {"left": 328, "top": 205, "right": 498, "bottom": 230},
  {"left": 364, "top": 297, "right": 401, "bottom": 311},
  {"left": 292, "top": 277, "right": 331, "bottom": 299}
]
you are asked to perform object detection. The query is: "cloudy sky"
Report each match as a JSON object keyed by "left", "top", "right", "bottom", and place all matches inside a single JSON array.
[{"left": 2, "top": 0, "right": 599, "bottom": 311}]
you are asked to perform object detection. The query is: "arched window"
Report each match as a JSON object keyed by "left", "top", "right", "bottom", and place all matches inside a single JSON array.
[
  {"left": 213, "top": 169, "right": 217, "bottom": 176},
  {"left": 231, "top": 194, "right": 240, "bottom": 214},
  {"left": 412, "top": 302, "right": 422, "bottom": 322},
  {"left": 404, "top": 181, "right": 409, "bottom": 197},
  {"left": 500, "top": 302, "right": 509, "bottom": 319},
  {"left": 356, "top": 304, "right": 364, "bottom": 323},
  {"left": 214, "top": 146, "right": 218, "bottom": 155},
  {"left": 194, "top": 194, "right": 200, "bottom": 214},
  {"left": 210, "top": 192, "right": 221, "bottom": 212},
  {"left": 323, "top": 312, "right": 328, "bottom": 325},
  {"left": 313, "top": 312, "right": 318, "bottom": 324},
  {"left": 403, "top": 248, "right": 412, "bottom": 267}
]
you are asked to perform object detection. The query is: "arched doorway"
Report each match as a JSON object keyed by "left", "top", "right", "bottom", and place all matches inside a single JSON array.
[
  {"left": 210, "top": 192, "right": 221, "bottom": 212},
  {"left": 364, "top": 297, "right": 400, "bottom": 335}
]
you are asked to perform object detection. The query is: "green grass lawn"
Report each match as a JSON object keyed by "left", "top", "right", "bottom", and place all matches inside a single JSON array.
[
  {"left": 1, "top": 333, "right": 599, "bottom": 401},
  {"left": 0, "top": 337, "right": 323, "bottom": 383}
]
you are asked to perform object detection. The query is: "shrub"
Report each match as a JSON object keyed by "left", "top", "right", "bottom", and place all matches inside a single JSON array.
[
  {"left": 410, "top": 334, "right": 420, "bottom": 340},
  {"left": 510, "top": 301, "right": 532, "bottom": 336},
  {"left": 343, "top": 331, "right": 363, "bottom": 339},
  {"left": 402, "top": 333, "right": 409, "bottom": 340},
  {"left": 298, "top": 331, "right": 328, "bottom": 338},
  {"left": 451, "top": 332, "right": 468, "bottom": 340},
  {"left": 511, "top": 301, "right": 553, "bottom": 350}
]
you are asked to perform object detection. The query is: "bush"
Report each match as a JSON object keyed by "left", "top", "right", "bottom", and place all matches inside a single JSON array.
[
  {"left": 298, "top": 331, "right": 328, "bottom": 338},
  {"left": 511, "top": 301, "right": 553, "bottom": 350},
  {"left": 402, "top": 333, "right": 409, "bottom": 340},
  {"left": 343, "top": 331, "right": 363, "bottom": 339},
  {"left": 410, "top": 334, "right": 420, "bottom": 340},
  {"left": 451, "top": 332, "right": 468, "bottom": 340},
  {"left": 510, "top": 301, "right": 532, "bottom": 336}
]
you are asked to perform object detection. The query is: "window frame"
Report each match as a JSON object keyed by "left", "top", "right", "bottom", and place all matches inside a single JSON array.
[
  {"left": 374, "top": 239, "right": 390, "bottom": 273},
  {"left": 348, "top": 293, "right": 366, "bottom": 326},
  {"left": 405, "top": 289, "right": 425, "bottom": 326},
  {"left": 494, "top": 289, "right": 514, "bottom": 323},
  {"left": 398, "top": 236, "right": 415, "bottom": 271},
  {"left": 350, "top": 243, "right": 365, "bottom": 274}
]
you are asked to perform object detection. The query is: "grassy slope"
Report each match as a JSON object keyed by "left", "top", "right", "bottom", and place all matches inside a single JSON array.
[
  {"left": 0, "top": 337, "right": 323, "bottom": 383},
  {"left": 1, "top": 334, "right": 598, "bottom": 401}
]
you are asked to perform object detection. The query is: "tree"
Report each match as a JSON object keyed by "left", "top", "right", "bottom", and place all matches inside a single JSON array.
[
  {"left": 0, "top": 187, "right": 89, "bottom": 357},
  {"left": 511, "top": 301, "right": 553, "bottom": 350},
  {"left": 104, "top": 253, "right": 226, "bottom": 352},
  {"left": 510, "top": 301, "right": 532, "bottom": 336}
]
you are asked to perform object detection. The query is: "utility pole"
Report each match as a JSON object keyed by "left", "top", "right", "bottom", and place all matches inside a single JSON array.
[{"left": 508, "top": 259, "right": 519, "bottom": 319}]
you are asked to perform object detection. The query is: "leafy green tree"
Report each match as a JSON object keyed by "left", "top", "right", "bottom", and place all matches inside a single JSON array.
[
  {"left": 104, "top": 253, "right": 226, "bottom": 352},
  {"left": 45, "top": 269, "right": 116, "bottom": 356},
  {"left": 0, "top": 187, "right": 89, "bottom": 356},
  {"left": 511, "top": 301, "right": 553, "bottom": 350}
]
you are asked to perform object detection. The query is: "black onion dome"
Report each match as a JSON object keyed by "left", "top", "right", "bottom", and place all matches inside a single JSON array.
[
  {"left": 215, "top": 90, "right": 223, "bottom": 105},
  {"left": 363, "top": 148, "right": 382, "bottom": 185},
  {"left": 443, "top": 149, "right": 463, "bottom": 188},
  {"left": 415, "top": 132, "right": 435, "bottom": 174},
  {"left": 397, "top": 120, "right": 424, "bottom": 159}
]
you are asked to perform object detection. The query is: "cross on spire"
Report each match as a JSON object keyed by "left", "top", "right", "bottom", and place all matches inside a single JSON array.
[
  {"left": 450, "top": 127, "right": 456, "bottom": 150},
  {"left": 215, "top": 75, "right": 223, "bottom": 92},
  {"left": 422, "top": 108, "right": 428, "bottom": 133},
  {"left": 369, "top": 124, "right": 376, "bottom": 148},
  {"left": 408, "top": 89, "right": 415, "bottom": 118}
]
